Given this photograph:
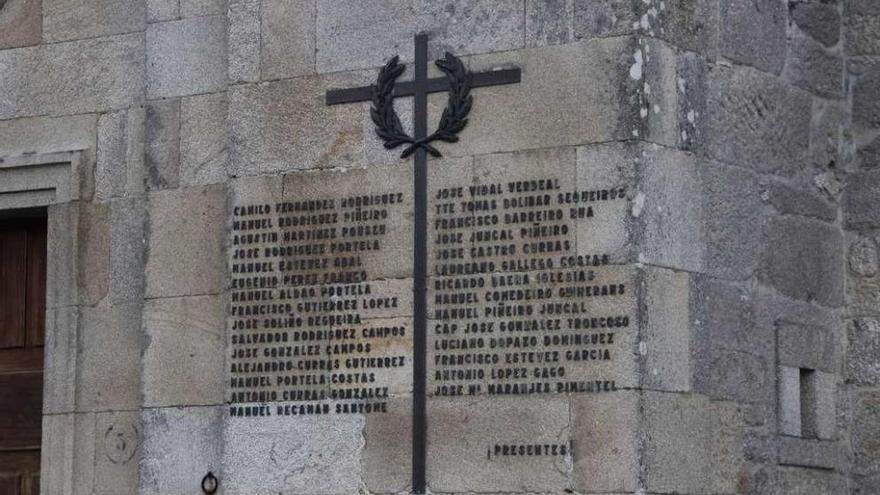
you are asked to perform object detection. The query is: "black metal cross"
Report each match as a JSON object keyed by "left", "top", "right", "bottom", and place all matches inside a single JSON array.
[{"left": 326, "top": 33, "right": 521, "bottom": 495}]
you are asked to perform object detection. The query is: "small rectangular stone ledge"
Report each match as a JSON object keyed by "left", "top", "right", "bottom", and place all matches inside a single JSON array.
[{"left": 0, "top": 150, "right": 83, "bottom": 209}]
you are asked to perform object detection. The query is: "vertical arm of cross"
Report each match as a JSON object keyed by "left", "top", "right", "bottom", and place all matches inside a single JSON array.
[{"left": 411, "top": 32, "right": 429, "bottom": 495}]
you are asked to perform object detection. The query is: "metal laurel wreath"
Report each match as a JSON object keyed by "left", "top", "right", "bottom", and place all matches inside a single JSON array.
[{"left": 370, "top": 52, "right": 473, "bottom": 158}]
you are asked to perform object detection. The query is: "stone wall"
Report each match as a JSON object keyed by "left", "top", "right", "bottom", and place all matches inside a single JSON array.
[{"left": 0, "top": 0, "right": 875, "bottom": 494}]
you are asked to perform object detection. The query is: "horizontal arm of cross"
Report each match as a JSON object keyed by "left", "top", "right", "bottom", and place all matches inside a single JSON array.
[{"left": 325, "top": 68, "right": 521, "bottom": 106}]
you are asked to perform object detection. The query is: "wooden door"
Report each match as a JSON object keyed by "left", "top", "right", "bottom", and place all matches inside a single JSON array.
[{"left": 0, "top": 218, "right": 46, "bottom": 495}]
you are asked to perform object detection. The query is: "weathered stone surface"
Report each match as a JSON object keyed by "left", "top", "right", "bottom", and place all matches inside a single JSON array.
[
  {"left": 785, "top": 32, "right": 844, "bottom": 98},
  {"left": 848, "top": 318, "right": 880, "bottom": 386},
  {"left": 777, "top": 321, "right": 838, "bottom": 373},
  {"left": 146, "top": 0, "right": 177, "bottom": 22},
  {"left": 649, "top": 0, "right": 720, "bottom": 56},
  {"left": 705, "top": 65, "right": 811, "bottom": 174},
  {"left": 43, "top": 0, "right": 145, "bottom": 42},
  {"left": 41, "top": 413, "right": 98, "bottom": 495},
  {"left": 93, "top": 410, "right": 142, "bottom": 494},
  {"left": 778, "top": 436, "right": 844, "bottom": 470},
  {"left": 145, "top": 98, "right": 181, "bottom": 190},
  {"left": 720, "top": 0, "right": 786, "bottom": 73},
  {"left": 801, "top": 370, "right": 836, "bottom": 440},
  {"left": 43, "top": 307, "right": 79, "bottom": 414},
  {"left": 96, "top": 107, "right": 146, "bottom": 201},
  {"left": 0, "top": 33, "right": 145, "bottom": 120},
  {"left": 46, "top": 202, "right": 79, "bottom": 309},
  {"left": 644, "top": 268, "right": 692, "bottom": 392},
  {"left": 110, "top": 197, "right": 147, "bottom": 304},
  {"left": 810, "top": 97, "right": 846, "bottom": 170},
  {"left": 643, "top": 392, "right": 742, "bottom": 494},
  {"left": 315, "top": 0, "right": 525, "bottom": 73},
  {"left": 146, "top": 185, "right": 227, "bottom": 298},
  {"left": 571, "top": 0, "right": 636, "bottom": 40},
  {"left": 222, "top": 414, "right": 364, "bottom": 494},
  {"left": 846, "top": 0, "right": 880, "bottom": 56},
  {"left": 146, "top": 16, "right": 228, "bottom": 99},
  {"left": 0, "top": 0, "right": 42, "bottom": 49},
  {"left": 764, "top": 179, "right": 837, "bottom": 221},
  {"left": 850, "top": 235, "right": 879, "bottom": 277},
  {"left": 571, "top": 392, "right": 638, "bottom": 493},
  {"left": 76, "top": 304, "right": 143, "bottom": 411},
  {"left": 844, "top": 170, "right": 880, "bottom": 230},
  {"left": 140, "top": 406, "right": 223, "bottom": 495},
  {"left": 426, "top": 396, "right": 570, "bottom": 493},
  {"left": 852, "top": 61, "right": 880, "bottom": 130},
  {"left": 779, "top": 466, "right": 847, "bottom": 494},
  {"left": 791, "top": 1, "right": 841, "bottom": 47},
  {"left": 363, "top": 397, "right": 412, "bottom": 494},
  {"left": 180, "top": 92, "right": 228, "bottom": 186},
  {"left": 229, "top": 73, "right": 366, "bottom": 175},
  {"left": 852, "top": 391, "right": 880, "bottom": 479},
  {"left": 759, "top": 216, "right": 844, "bottom": 307},
  {"left": 180, "top": 0, "right": 225, "bottom": 17},
  {"left": 77, "top": 202, "right": 111, "bottom": 306},
  {"left": 262, "top": 0, "right": 316, "bottom": 79},
  {"left": 228, "top": 0, "right": 260, "bottom": 83},
  {"left": 143, "top": 295, "right": 225, "bottom": 407},
  {"left": 525, "top": 0, "right": 568, "bottom": 47}
]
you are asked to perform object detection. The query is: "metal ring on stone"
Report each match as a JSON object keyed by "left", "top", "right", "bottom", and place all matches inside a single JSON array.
[{"left": 201, "top": 472, "right": 218, "bottom": 494}]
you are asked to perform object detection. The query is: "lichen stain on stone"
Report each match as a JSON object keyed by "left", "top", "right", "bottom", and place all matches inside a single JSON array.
[{"left": 630, "top": 49, "right": 644, "bottom": 80}]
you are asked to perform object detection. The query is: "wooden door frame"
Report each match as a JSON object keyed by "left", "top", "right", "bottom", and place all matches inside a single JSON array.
[{"left": 0, "top": 150, "right": 83, "bottom": 494}]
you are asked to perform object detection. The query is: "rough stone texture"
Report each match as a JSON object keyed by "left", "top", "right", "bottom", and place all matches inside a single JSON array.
[
  {"left": 77, "top": 201, "right": 111, "bottom": 306},
  {"left": 43, "top": 0, "right": 146, "bottom": 42},
  {"left": 525, "top": 0, "right": 568, "bottom": 47},
  {"left": 145, "top": 98, "right": 181, "bottom": 190},
  {"left": 315, "top": 0, "right": 525, "bottom": 73},
  {"left": 791, "top": 1, "right": 841, "bottom": 48},
  {"left": 140, "top": 407, "right": 223, "bottom": 495},
  {"left": 764, "top": 178, "right": 838, "bottom": 221},
  {"left": 142, "top": 295, "right": 226, "bottom": 407},
  {"left": 571, "top": 392, "right": 639, "bottom": 493},
  {"left": 43, "top": 307, "right": 79, "bottom": 414},
  {"left": 779, "top": 365, "right": 802, "bottom": 436},
  {"left": 362, "top": 397, "right": 412, "bottom": 494},
  {"left": 846, "top": 0, "right": 880, "bottom": 56},
  {"left": 643, "top": 392, "right": 742, "bottom": 494},
  {"left": 0, "top": 33, "right": 145, "bottom": 120},
  {"left": 785, "top": 32, "right": 844, "bottom": 98},
  {"left": 571, "top": 0, "right": 637, "bottom": 41},
  {"left": 844, "top": 169, "right": 880, "bottom": 230},
  {"left": 850, "top": 235, "right": 879, "bottom": 277},
  {"left": 146, "top": 16, "right": 228, "bottom": 99},
  {"left": 810, "top": 97, "right": 846, "bottom": 171},
  {"left": 777, "top": 321, "right": 838, "bottom": 373},
  {"left": 145, "top": 185, "right": 227, "bottom": 298},
  {"left": 644, "top": 268, "right": 692, "bottom": 392},
  {"left": 262, "top": 0, "right": 316, "bottom": 80},
  {"left": 96, "top": 107, "right": 146, "bottom": 201},
  {"left": 180, "top": 0, "right": 225, "bottom": 17},
  {"left": 848, "top": 318, "right": 880, "bottom": 386},
  {"left": 852, "top": 60, "right": 880, "bottom": 131},
  {"left": 110, "top": 197, "right": 148, "bottom": 304},
  {"left": 180, "top": 92, "right": 228, "bottom": 186},
  {"left": 228, "top": 0, "right": 260, "bottom": 83},
  {"left": 0, "top": 0, "right": 42, "bottom": 49},
  {"left": 93, "top": 410, "right": 142, "bottom": 494},
  {"left": 146, "top": 0, "right": 178, "bottom": 22},
  {"left": 705, "top": 65, "right": 811, "bottom": 174},
  {"left": 222, "top": 414, "right": 364, "bottom": 494},
  {"left": 779, "top": 466, "right": 847, "bottom": 494},
  {"left": 426, "top": 396, "right": 570, "bottom": 493},
  {"left": 852, "top": 391, "right": 880, "bottom": 488},
  {"left": 760, "top": 216, "right": 844, "bottom": 307},
  {"left": 720, "top": 0, "right": 786, "bottom": 74},
  {"left": 650, "top": 0, "right": 720, "bottom": 56},
  {"left": 46, "top": 202, "right": 80, "bottom": 309},
  {"left": 778, "top": 435, "right": 844, "bottom": 470},
  {"left": 76, "top": 304, "right": 143, "bottom": 411}
]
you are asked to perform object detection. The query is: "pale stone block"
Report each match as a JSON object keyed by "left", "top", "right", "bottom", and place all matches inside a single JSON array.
[
  {"left": 0, "top": 0, "right": 41, "bottom": 49},
  {"left": 804, "top": 370, "right": 836, "bottom": 440},
  {"left": 96, "top": 107, "right": 146, "bottom": 201},
  {"left": 145, "top": 98, "right": 181, "bottom": 190},
  {"left": 146, "top": 185, "right": 227, "bottom": 298},
  {"left": 41, "top": 413, "right": 98, "bottom": 495},
  {"left": 77, "top": 201, "right": 111, "bottom": 306},
  {"left": 143, "top": 295, "right": 226, "bottom": 407},
  {"left": 44, "top": 307, "right": 79, "bottom": 414},
  {"left": 228, "top": 0, "right": 260, "bottom": 83},
  {"left": 93, "top": 410, "right": 142, "bottom": 494},
  {"left": 643, "top": 267, "right": 692, "bottom": 392},
  {"left": 229, "top": 71, "right": 369, "bottom": 175},
  {"left": 777, "top": 321, "right": 838, "bottom": 373},
  {"left": 778, "top": 436, "right": 845, "bottom": 470},
  {"left": 363, "top": 397, "right": 412, "bottom": 493},
  {"left": 575, "top": 142, "right": 636, "bottom": 262},
  {"left": 426, "top": 396, "right": 570, "bottom": 493},
  {"left": 180, "top": 92, "right": 228, "bottom": 187},
  {"left": 43, "top": 0, "right": 146, "bottom": 42},
  {"left": 147, "top": 0, "right": 178, "bottom": 22},
  {"left": 222, "top": 413, "right": 364, "bottom": 494},
  {"left": 571, "top": 391, "right": 639, "bottom": 493},
  {"left": 262, "top": 0, "right": 316, "bottom": 79},
  {"left": 180, "top": 0, "right": 224, "bottom": 17},
  {"left": 76, "top": 304, "right": 143, "bottom": 411},
  {"left": 146, "top": 16, "right": 228, "bottom": 99},
  {"left": 778, "top": 365, "right": 802, "bottom": 436},
  {"left": 0, "top": 33, "right": 145, "bottom": 120},
  {"left": 47, "top": 202, "right": 79, "bottom": 309},
  {"left": 140, "top": 406, "right": 224, "bottom": 495},
  {"left": 110, "top": 197, "right": 147, "bottom": 304}
]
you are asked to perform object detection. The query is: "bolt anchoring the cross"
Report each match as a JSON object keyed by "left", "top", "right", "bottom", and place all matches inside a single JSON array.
[{"left": 326, "top": 33, "right": 521, "bottom": 495}]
